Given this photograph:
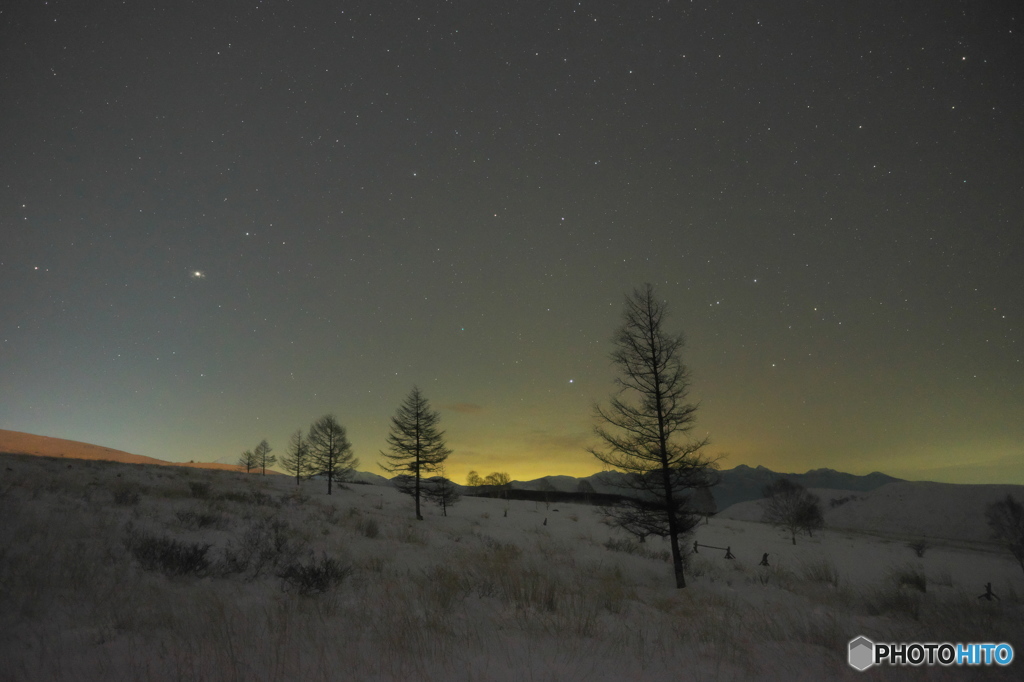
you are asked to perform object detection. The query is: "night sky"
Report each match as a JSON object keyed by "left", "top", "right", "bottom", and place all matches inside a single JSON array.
[{"left": 2, "top": 1, "right": 1021, "bottom": 484}]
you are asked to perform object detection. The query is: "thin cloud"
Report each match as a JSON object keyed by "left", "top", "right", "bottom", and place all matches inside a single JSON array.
[
  {"left": 445, "top": 403, "right": 484, "bottom": 415},
  {"left": 526, "top": 430, "right": 592, "bottom": 453}
]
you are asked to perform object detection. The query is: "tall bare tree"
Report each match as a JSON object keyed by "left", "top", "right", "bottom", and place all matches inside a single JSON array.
[
  {"left": 238, "top": 449, "right": 257, "bottom": 474},
  {"left": 761, "top": 478, "right": 824, "bottom": 544},
  {"left": 986, "top": 494, "right": 1024, "bottom": 576},
  {"left": 253, "top": 438, "right": 276, "bottom": 475},
  {"left": 380, "top": 387, "right": 452, "bottom": 520},
  {"left": 588, "top": 283, "right": 717, "bottom": 589},
  {"left": 281, "top": 429, "right": 312, "bottom": 485},
  {"left": 308, "top": 414, "right": 358, "bottom": 495}
]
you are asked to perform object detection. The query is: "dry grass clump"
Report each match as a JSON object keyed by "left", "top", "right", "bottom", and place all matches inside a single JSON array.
[
  {"left": 603, "top": 537, "right": 671, "bottom": 562},
  {"left": 174, "top": 506, "right": 224, "bottom": 530},
  {"left": 358, "top": 516, "right": 381, "bottom": 538},
  {"left": 278, "top": 554, "right": 352, "bottom": 595},
  {"left": 892, "top": 563, "right": 928, "bottom": 593},
  {"left": 220, "top": 518, "right": 308, "bottom": 580},
  {"left": 109, "top": 478, "right": 143, "bottom": 505},
  {"left": 800, "top": 558, "right": 841, "bottom": 588},
  {"left": 123, "top": 527, "right": 212, "bottom": 576}
]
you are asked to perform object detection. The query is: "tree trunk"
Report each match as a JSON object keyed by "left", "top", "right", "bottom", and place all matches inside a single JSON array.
[
  {"left": 415, "top": 462, "right": 423, "bottom": 520},
  {"left": 669, "top": 532, "right": 686, "bottom": 588}
]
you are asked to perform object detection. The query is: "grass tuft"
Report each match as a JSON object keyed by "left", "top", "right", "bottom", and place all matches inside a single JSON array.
[
  {"left": 124, "top": 529, "right": 211, "bottom": 576},
  {"left": 278, "top": 554, "right": 351, "bottom": 595},
  {"left": 111, "top": 482, "right": 141, "bottom": 506},
  {"left": 800, "top": 558, "right": 841, "bottom": 588}
]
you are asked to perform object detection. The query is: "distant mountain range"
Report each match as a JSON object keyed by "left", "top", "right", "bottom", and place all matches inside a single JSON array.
[
  {"left": 1, "top": 428, "right": 902, "bottom": 512},
  {"left": 360, "top": 465, "right": 902, "bottom": 512},
  {"left": 500, "top": 465, "right": 902, "bottom": 512}
]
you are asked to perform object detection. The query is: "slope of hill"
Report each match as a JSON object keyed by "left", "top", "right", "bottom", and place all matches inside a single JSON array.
[
  {"left": 0, "top": 429, "right": 248, "bottom": 473},
  {"left": 719, "top": 480, "right": 1024, "bottom": 543}
]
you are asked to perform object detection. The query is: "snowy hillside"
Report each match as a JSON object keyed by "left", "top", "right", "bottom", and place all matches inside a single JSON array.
[
  {"left": 720, "top": 481, "right": 1024, "bottom": 544},
  {"left": 2, "top": 451, "right": 1021, "bottom": 681}
]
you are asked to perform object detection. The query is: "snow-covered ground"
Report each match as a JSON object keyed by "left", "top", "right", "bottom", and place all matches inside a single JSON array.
[{"left": 1, "top": 453, "right": 1021, "bottom": 681}]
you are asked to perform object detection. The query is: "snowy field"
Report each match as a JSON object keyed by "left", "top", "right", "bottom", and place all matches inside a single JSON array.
[{"left": 1, "top": 453, "right": 1021, "bottom": 681}]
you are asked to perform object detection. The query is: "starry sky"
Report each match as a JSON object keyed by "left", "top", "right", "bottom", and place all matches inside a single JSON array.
[{"left": 2, "top": 1, "right": 1021, "bottom": 484}]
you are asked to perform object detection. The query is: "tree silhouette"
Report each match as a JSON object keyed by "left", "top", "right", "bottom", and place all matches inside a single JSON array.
[
  {"left": 424, "top": 466, "right": 461, "bottom": 516},
  {"left": 379, "top": 387, "right": 452, "bottom": 520},
  {"left": 237, "top": 449, "right": 257, "bottom": 474},
  {"left": 253, "top": 439, "right": 276, "bottom": 475},
  {"left": 986, "top": 494, "right": 1024, "bottom": 576},
  {"left": 761, "top": 478, "right": 824, "bottom": 544},
  {"left": 308, "top": 414, "right": 358, "bottom": 495},
  {"left": 588, "top": 283, "right": 718, "bottom": 589},
  {"left": 280, "top": 429, "right": 312, "bottom": 485},
  {"left": 483, "top": 472, "right": 511, "bottom": 487}
]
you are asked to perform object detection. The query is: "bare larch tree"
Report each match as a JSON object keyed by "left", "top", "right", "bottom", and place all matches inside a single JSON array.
[
  {"left": 379, "top": 387, "right": 452, "bottom": 520},
  {"left": 308, "top": 414, "right": 358, "bottom": 495},
  {"left": 253, "top": 438, "right": 276, "bottom": 475},
  {"left": 281, "top": 429, "right": 312, "bottom": 485},
  {"left": 588, "top": 283, "right": 717, "bottom": 589},
  {"left": 237, "top": 448, "right": 257, "bottom": 474}
]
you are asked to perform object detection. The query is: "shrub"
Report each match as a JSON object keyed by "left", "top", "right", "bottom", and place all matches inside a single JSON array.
[
  {"left": 188, "top": 481, "right": 212, "bottom": 499},
  {"left": 250, "top": 491, "right": 276, "bottom": 507},
  {"left": 112, "top": 483, "right": 141, "bottom": 506},
  {"left": 357, "top": 517, "right": 380, "bottom": 538},
  {"left": 176, "top": 508, "right": 223, "bottom": 530},
  {"left": 220, "top": 518, "right": 303, "bottom": 579},
  {"left": 217, "top": 490, "right": 280, "bottom": 507},
  {"left": 278, "top": 555, "right": 351, "bottom": 595},
  {"left": 865, "top": 585, "right": 921, "bottom": 620},
  {"left": 893, "top": 565, "right": 927, "bottom": 593},
  {"left": 391, "top": 524, "right": 425, "bottom": 545},
  {"left": 281, "top": 486, "right": 310, "bottom": 505},
  {"left": 125, "top": 531, "right": 211, "bottom": 576}
]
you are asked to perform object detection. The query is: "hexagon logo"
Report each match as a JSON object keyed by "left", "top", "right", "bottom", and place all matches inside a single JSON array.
[{"left": 848, "top": 636, "right": 875, "bottom": 671}]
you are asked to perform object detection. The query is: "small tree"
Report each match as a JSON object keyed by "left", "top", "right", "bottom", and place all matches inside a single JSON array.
[
  {"left": 986, "top": 494, "right": 1024, "bottom": 576},
  {"left": 692, "top": 487, "right": 718, "bottom": 524},
  {"left": 762, "top": 478, "right": 824, "bottom": 545},
  {"left": 238, "top": 449, "right": 257, "bottom": 474},
  {"left": 424, "top": 466, "right": 461, "bottom": 517},
  {"left": 588, "top": 284, "right": 718, "bottom": 589},
  {"left": 308, "top": 414, "right": 359, "bottom": 495},
  {"left": 480, "top": 471, "right": 512, "bottom": 514},
  {"left": 483, "top": 472, "right": 511, "bottom": 487},
  {"left": 281, "top": 429, "right": 312, "bottom": 485},
  {"left": 379, "top": 387, "right": 452, "bottom": 520},
  {"left": 466, "top": 470, "right": 483, "bottom": 487},
  {"left": 576, "top": 479, "right": 595, "bottom": 503},
  {"left": 253, "top": 439, "right": 276, "bottom": 475}
]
